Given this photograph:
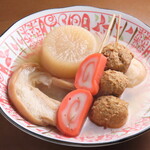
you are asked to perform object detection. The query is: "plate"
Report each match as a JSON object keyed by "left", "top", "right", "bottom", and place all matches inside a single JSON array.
[{"left": 0, "top": 6, "right": 150, "bottom": 147}]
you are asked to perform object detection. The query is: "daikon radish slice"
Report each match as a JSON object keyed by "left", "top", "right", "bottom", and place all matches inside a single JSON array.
[{"left": 41, "top": 25, "right": 99, "bottom": 78}]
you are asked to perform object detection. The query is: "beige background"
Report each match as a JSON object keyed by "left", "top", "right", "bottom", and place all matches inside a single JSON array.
[{"left": 0, "top": 0, "right": 150, "bottom": 150}]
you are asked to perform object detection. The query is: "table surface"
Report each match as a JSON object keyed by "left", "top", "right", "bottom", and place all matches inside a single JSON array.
[{"left": 0, "top": 0, "right": 150, "bottom": 150}]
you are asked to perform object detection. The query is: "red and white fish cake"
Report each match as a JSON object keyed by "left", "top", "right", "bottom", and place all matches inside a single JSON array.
[
  {"left": 57, "top": 53, "right": 107, "bottom": 136},
  {"left": 57, "top": 89, "right": 93, "bottom": 137},
  {"left": 75, "top": 53, "right": 107, "bottom": 95}
]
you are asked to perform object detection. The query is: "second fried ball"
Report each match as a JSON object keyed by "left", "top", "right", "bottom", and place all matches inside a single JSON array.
[{"left": 99, "top": 70, "right": 129, "bottom": 97}]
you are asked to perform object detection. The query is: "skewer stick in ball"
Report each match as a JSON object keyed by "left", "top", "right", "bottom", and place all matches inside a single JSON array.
[
  {"left": 74, "top": 14, "right": 117, "bottom": 95},
  {"left": 116, "top": 14, "right": 121, "bottom": 45},
  {"left": 56, "top": 15, "right": 118, "bottom": 136},
  {"left": 99, "top": 14, "right": 116, "bottom": 53},
  {"left": 101, "top": 14, "right": 134, "bottom": 73}
]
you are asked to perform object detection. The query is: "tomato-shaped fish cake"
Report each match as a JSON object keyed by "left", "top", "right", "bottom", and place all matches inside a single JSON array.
[
  {"left": 56, "top": 89, "right": 93, "bottom": 137},
  {"left": 75, "top": 53, "right": 107, "bottom": 95}
]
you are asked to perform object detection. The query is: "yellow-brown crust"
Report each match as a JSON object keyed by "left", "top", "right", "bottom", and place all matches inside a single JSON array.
[
  {"left": 102, "top": 43, "right": 134, "bottom": 73},
  {"left": 99, "top": 70, "right": 129, "bottom": 97},
  {"left": 90, "top": 96, "right": 128, "bottom": 128}
]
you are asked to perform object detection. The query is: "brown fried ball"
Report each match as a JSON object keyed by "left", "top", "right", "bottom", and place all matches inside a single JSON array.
[
  {"left": 99, "top": 70, "right": 129, "bottom": 97},
  {"left": 90, "top": 96, "right": 128, "bottom": 128},
  {"left": 102, "top": 43, "right": 134, "bottom": 73}
]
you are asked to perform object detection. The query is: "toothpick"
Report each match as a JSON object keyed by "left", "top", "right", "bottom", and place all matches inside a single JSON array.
[
  {"left": 116, "top": 14, "right": 121, "bottom": 44},
  {"left": 99, "top": 14, "right": 116, "bottom": 53}
]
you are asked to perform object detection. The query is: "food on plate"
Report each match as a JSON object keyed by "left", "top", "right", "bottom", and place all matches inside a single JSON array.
[
  {"left": 7, "top": 14, "right": 147, "bottom": 137},
  {"left": 8, "top": 63, "right": 72, "bottom": 126},
  {"left": 90, "top": 96, "right": 128, "bottom": 128},
  {"left": 125, "top": 58, "right": 147, "bottom": 87},
  {"left": 41, "top": 25, "right": 99, "bottom": 78},
  {"left": 102, "top": 43, "right": 134, "bottom": 73},
  {"left": 74, "top": 53, "right": 107, "bottom": 95},
  {"left": 57, "top": 89, "right": 93, "bottom": 137},
  {"left": 99, "top": 70, "right": 129, "bottom": 97},
  {"left": 57, "top": 30, "right": 107, "bottom": 136},
  {"left": 74, "top": 14, "right": 115, "bottom": 96},
  {"left": 62, "top": 52, "right": 107, "bottom": 136}
]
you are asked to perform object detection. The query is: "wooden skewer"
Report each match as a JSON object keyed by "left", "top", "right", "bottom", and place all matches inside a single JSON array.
[
  {"left": 116, "top": 14, "right": 121, "bottom": 44},
  {"left": 99, "top": 14, "right": 116, "bottom": 53}
]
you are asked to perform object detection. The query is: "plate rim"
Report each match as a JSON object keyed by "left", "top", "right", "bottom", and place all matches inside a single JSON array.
[
  {"left": 1, "top": 107, "right": 150, "bottom": 147},
  {"left": 0, "top": 5, "right": 150, "bottom": 38}
]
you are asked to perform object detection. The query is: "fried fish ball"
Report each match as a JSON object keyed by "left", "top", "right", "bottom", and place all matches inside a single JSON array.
[
  {"left": 102, "top": 43, "right": 134, "bottom": 73},
  {"left": 99, "top": 70, "right": 129, "bottom": 97},
  {"left": 90, "top": 96, "right": 128, "bottom": 128}
]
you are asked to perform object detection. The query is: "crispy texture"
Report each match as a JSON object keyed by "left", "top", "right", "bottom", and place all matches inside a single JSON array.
[
  {"left": 90, "top": 96, "right": 128, "bottom": 128},
  {"left": 99, "top": 70, "right": 129, "bottom": 97},
  {"left": 102, "top": 43, "right": 134, "bottom": 73}
]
